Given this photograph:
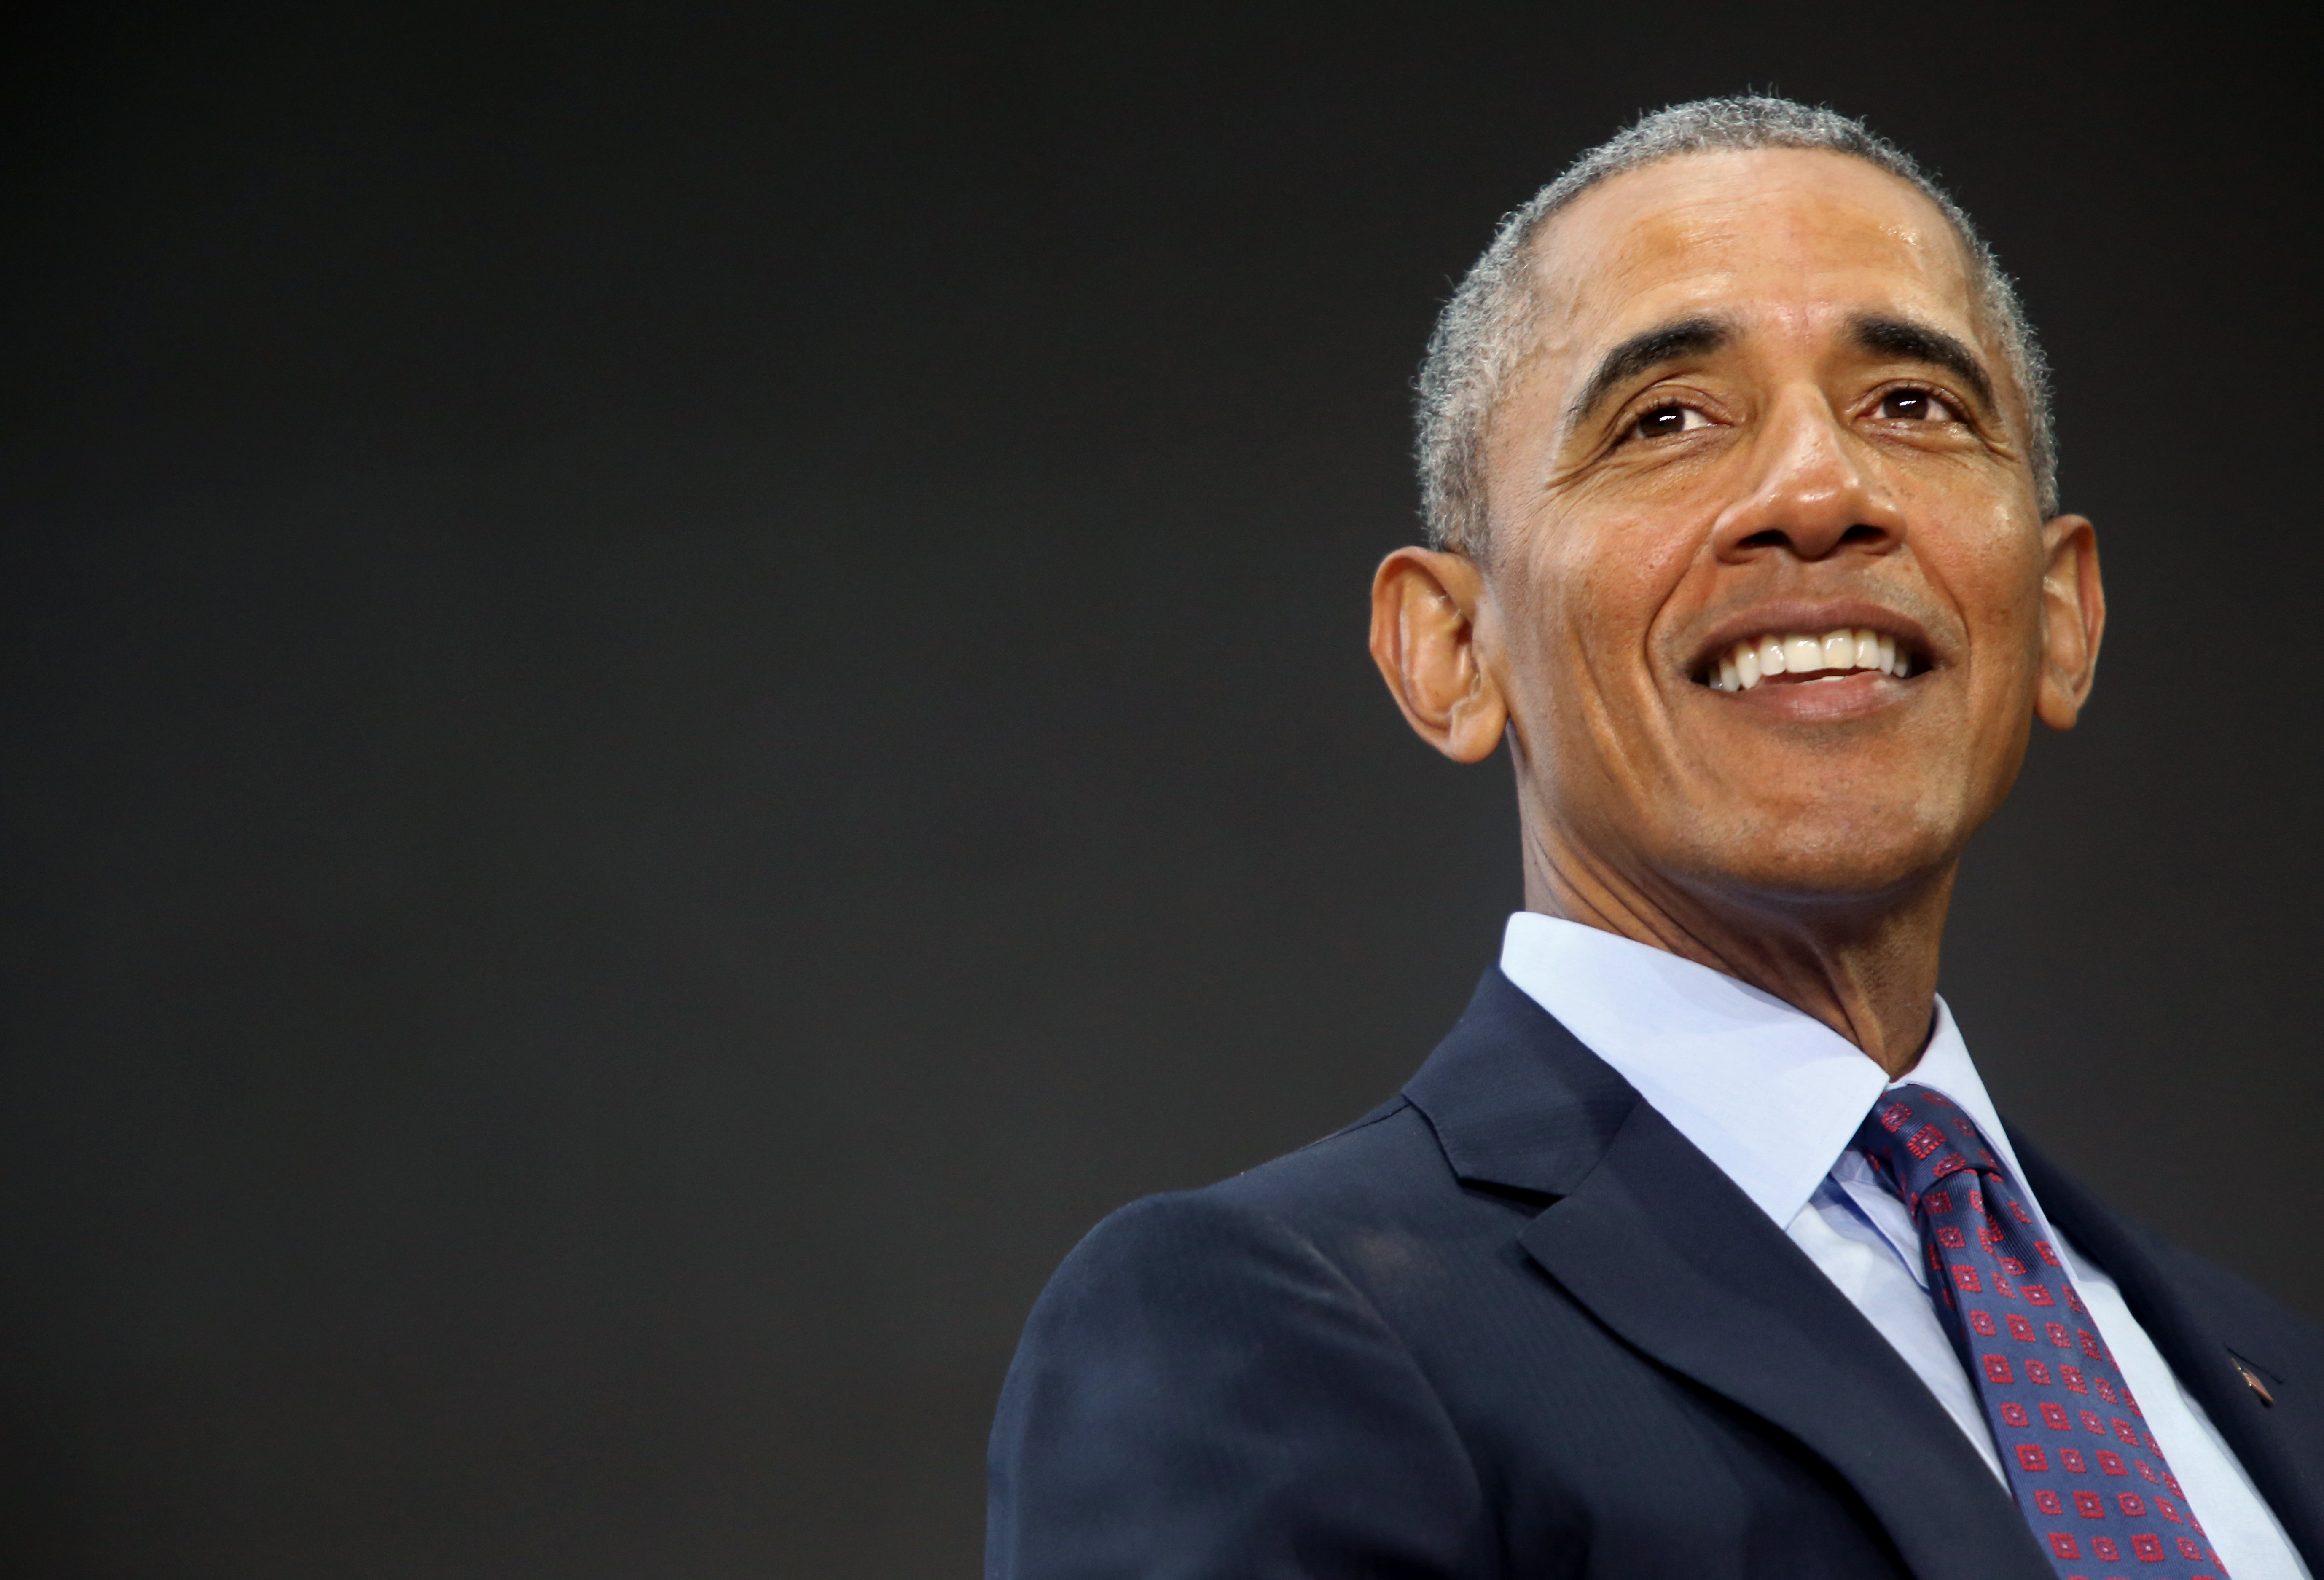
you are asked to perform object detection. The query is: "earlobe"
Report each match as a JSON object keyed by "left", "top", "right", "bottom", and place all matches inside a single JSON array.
[
  {"left": 1369, "top": 547, "right": 1506, "bottom": 762},
  {"left": 2034, "top": 514, "right": 2104, "bottom": 731}
]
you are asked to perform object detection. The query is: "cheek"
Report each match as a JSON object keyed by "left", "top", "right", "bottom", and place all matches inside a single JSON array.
[
  {"left": 1926, "top": 510, "right": 2050, "bottom": 694},
  {"left": 1532, "top": 512, "right": 1698, "bottom": 653}
]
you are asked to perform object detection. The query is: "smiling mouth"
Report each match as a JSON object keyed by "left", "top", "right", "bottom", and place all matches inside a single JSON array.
[{"left": 1698, "top": 629, "right": 1924, "bottom": 692}]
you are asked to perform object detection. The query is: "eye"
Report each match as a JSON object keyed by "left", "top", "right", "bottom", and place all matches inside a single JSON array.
[
  {"left": 1629, "top": 402, "right": 1712, "bottom": 442},
  {"left": 1875, "top": 387, "right": 1961, "bottom": 423}
]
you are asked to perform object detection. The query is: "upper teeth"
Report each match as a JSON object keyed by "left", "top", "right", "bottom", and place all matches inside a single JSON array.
[{"left": 1707, "top": 628, "right": 1908, "bottom": 691}]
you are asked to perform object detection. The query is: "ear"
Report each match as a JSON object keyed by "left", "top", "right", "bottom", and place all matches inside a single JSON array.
[
  {"left": 1369, "top": 546, "right": 1506, "bottom": 763},
  {"left": 2034, "top": 513, "right": 2104, "bottom": 730}
]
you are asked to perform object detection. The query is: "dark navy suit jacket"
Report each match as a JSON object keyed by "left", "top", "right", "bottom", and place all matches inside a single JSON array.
[{"left": 989, "top": 968, "right": 2324, "bottom": 1578}]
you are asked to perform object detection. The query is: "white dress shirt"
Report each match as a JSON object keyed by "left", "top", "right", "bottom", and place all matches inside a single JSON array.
[{"left": 1499, "top": 912, "right": 2310, "bottom": 1580}]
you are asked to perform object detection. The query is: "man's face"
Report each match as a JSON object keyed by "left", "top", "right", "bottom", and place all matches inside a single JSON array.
[{"left": 1472, "top": 148, "right": 2094, "bottom": 909}]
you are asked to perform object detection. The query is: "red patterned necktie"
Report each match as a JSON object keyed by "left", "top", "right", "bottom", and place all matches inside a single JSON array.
[{"left": 1852, "top": 1084, "right": 2229, "bottom": 1578}]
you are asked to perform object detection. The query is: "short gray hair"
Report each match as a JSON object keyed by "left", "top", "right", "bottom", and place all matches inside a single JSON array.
[{"left": 1415, "top": 96, "right": 2056, "bottom": 553}]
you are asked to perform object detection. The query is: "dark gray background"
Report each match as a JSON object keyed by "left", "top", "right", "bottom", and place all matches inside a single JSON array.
[{"left": 3, "top": 5, "right": 2315, "bottom": 1575}]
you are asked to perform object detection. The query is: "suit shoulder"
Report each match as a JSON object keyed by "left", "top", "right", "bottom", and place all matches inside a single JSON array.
[
  {"left": 1029, "top": 1097, "right": 1469, "bottom": 1322},
  {"left": 1208, "top": 1097, "right": 1441, "bottom": 1199},
  {"left": 991, "top": 1103, "right": 1489, "bottom": 1578},
  {"left": 2146, "top": 1231, "right": 2324, "bottom": 1370},
  {"left": 1204, "top": 1095, "right": 1461, "bottom": 1222},
  {"left": 1052, "top": 1097, "right": 1443, "bottom": 1263}
]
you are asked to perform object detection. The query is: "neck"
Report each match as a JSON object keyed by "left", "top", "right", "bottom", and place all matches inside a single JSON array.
[{"left": 1520, "top": 821, "right": 1952, "bottom": 1078}]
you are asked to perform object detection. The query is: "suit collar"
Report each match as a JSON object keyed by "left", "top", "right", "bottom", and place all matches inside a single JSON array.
[
  {"left": 1401, "top": 967, "right": 1638, "bottom": 1198},
  {"left": 1407, "top": 968, "right": 2054, "bottom": 1580}
]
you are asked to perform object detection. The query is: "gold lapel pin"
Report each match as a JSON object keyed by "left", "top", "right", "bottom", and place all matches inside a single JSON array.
[{"left": 2231, "top": 1355, "right": 2276, "bottom": 1407}]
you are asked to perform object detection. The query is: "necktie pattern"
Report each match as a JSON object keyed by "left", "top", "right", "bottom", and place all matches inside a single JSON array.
[{"left": 1852, "top": 1085, "right": 2227, "bottom": 1579}]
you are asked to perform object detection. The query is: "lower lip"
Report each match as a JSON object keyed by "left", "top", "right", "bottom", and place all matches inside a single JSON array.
[{"left": 1709, "top": 669, "right": 1914, "bottom": 720}]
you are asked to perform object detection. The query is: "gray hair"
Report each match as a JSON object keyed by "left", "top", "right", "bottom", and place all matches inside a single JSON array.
[{"left": 1415, "top": 96, "right": 2055, "bottom": 553}]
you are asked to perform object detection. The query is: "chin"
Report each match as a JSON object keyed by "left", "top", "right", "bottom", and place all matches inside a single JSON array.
[{"left": 1667, "top": 801, "right": 1966, "bottom": 911}]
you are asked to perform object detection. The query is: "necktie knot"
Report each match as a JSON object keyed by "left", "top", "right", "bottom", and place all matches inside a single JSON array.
[{"left": 1852, "top": 1082, "right": 2005, "bottom": 1210}]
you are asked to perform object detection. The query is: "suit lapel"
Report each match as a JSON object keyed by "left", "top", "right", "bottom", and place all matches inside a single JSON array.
[
  {"left": 2010, "top": 1126, "right": 2324, "bottom": 1569},
  {"left": 1407, "top": 970, "right": 2053, "bottom": 1580}
]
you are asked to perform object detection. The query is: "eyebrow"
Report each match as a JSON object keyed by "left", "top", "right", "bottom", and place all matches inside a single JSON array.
[
  {"left": 1564, "top": 315, "right": 1731, "bottom": 429},
  {"left": 1561, "top": 311, "right": 2002, "bottom": 435},
  {"left": 1848, "top": 313, "right": 1995, "bottom": 411}
]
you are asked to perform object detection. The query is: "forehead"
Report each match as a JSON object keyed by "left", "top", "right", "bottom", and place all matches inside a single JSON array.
[{"left": 1528, "top": 148, "right": 1983, "bottom": 359}]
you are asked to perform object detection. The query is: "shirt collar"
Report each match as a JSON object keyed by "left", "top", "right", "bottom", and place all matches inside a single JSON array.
[{"left": 1497, "top": 912, "right": 2028, "bottom": 1230}]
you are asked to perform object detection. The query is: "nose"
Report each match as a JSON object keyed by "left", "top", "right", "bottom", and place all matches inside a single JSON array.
[{"left": 1709, "top": 391, "right": 1906, "bottom": 563}]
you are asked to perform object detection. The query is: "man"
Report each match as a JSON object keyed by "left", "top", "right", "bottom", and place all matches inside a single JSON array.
[{"left": 986, "top": 97, "right": 2324, "bottom": 1578}]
